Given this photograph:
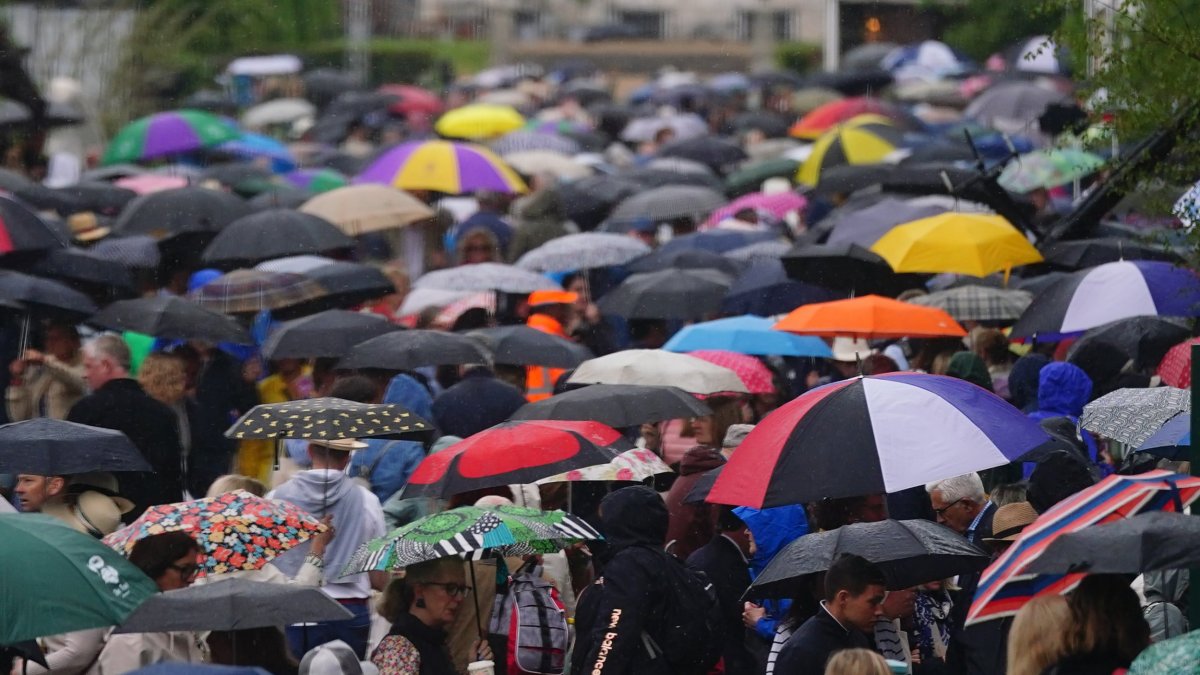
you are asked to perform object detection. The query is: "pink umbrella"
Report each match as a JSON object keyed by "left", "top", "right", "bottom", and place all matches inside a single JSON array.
[
  {"left": 689, "top": 349, "right": 774, "bottom": 394},
  {"left": 703, "top": 192, "right": 806, "bottom": 229},
  {"left": 1157, "top": 337, "right": 1200, "bottom": 388},
  {"left": 115, "top": 174, "right": 189, "bottom": 195}
]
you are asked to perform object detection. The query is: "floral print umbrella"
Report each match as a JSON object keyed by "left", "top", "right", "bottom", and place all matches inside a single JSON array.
[
  {"left": 103, "top": 490, "right": 326, "bottom": 577},
  {"left": 536, "top": 448, "right": 673, "bottom": 484}
]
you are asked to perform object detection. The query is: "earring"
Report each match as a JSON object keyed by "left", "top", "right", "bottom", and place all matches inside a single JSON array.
[{"left": 415, "top": 598, "right": 426, "bottom": 609}]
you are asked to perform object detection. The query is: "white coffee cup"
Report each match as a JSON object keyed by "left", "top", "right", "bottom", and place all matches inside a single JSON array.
[{"left": 467, "top": 660, "right": 495, "bottom": 675}]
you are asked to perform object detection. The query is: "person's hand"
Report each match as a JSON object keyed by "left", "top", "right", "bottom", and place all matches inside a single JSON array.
[
  {"left": 640, "top": 422, "right": 662, "bottom": 453},
  {"left": 8, "top": 358, "right": 25, "bottom": 379},
  {"left": 311, "top": 515, "right": 335, "bottom": 557},
  {"left": 742, "top": 602, "right": 766, "bottom": 629},
  {"left": 911, "top": 647, "right": 923, "bottom": 666},
  {"left": 473, "top": 638, "right": 494, "bottom": 662},
  {"left": 583, "top": 302, "right": 602, "bottom": 325},
  {"left": 22, "top": 349, "right": 44, "bottom": 365}
]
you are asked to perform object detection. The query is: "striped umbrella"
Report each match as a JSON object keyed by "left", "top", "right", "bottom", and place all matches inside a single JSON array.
[
  {"left": 354, "top": 140, "right": 527, "bottom": 195},
  {"left": 102, "top": 110, "right": 240, "bottom": 165},
  {"left": 967, "top": 470, "right": 1200, "bottom": 625},
  {"left": 797, "top": 116, "right": 907, "bottom": 186},
  {"left": 789, "top": 97, "right": 910, "bottom": 140},
  {"left": 188, "top": 269, "right": 328, "bottom": 314}
]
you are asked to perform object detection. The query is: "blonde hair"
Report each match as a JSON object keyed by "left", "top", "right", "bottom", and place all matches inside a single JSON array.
[
  {"left": 138, "top": 353, "right": 187, "bottom": 404},
  {"left": 823, "top": 648, "right": 890, "bottom": 675},
  {"left": 683, "top": 395, "right": 745, "bottom": 446},
  {"left": 1006, "top": 595, "right": 1071, "bottom": 675},
  {"left": 206, "top": 474, "right": 267, "bottom": 498}
]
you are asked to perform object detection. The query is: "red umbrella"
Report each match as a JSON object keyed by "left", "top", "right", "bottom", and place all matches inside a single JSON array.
[
  {"left": 379, "top": 84, "right": 443, "bottom": 116},
  {"left": 789, "top": 97, "right": 910, "bottom": 139},
  {"left": 688, "top": 350, "right": 774, "bottom": 394},
  {"left": 400, "top": 420, "right": 631, "bottom": 499},
  {"left": 1157, "top": 337, "right": 1200, "bottom": 388}
]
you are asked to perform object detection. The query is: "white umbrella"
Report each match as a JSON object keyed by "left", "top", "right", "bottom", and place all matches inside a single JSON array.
[
  {"left": 240, "top": 98, "right": 315, "bottom": 129},
  {"left": 256, "top": 255, "right": 335, "bottom": 275},
  {"left": 415, "top": 262, "right": 560, "bottom": 294},
  {"left": 516, "top": 232, "right": 650, "bottom": 272},
  {"left": 567, "top": 349, "right": 748, "bottom": 395},
  {"left": 504, "top": 150, "right": 593, "bottom": 180}
]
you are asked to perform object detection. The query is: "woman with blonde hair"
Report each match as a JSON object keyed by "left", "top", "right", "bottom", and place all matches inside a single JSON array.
[
  {"left": 1007, "top": 594, "right": 1071, "bottom": 675},
  {"left": 824, "top": 647, "right": 891, "bottom": 675}
]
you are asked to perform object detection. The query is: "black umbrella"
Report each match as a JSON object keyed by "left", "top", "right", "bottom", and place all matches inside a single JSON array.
[
  {"left": 1065, "top": 316, "right": 1190, "bottom": 372},
  {"left": 0, "top": 167, "right": 33, "bottom": 192},
  {"left": 0, "top": 270, "right": 97, "bottom": 319},
  {"left": 303, "top": 68, "right": 360, "bottom": 108},
  {"left": 621, "top": 168, "right": 724, "bottom": 191},
  {"left": 113, "top": 187, "right": 250, "bottom": 239},
  {"left": 556, "top": 176, "right": 640, "bottom": 231},
  {"left": 225, "top": 397, "right": 431, "bottom": 441},
  {"left": 657, "top": 137, "right": 748, "bottom": 173},
  {"left": 115, "top": 579, "right": 352, "bottom": 633},
  {"left": 597, "top": 269, "right": 733, "bottom": 320},
  {"left": 0, "top": 196, "right": 67, "bottom": 256},
  {"left": 201, "top": 163, "right": 275, "bottom": 190},
  {"left": 201, "top": 209, "right": 355, "bottom": 267},
  {"left": 87, "top": 235, "right": 161, "bottom": 269},
  {"left": 510, "top": 383, "right": 711, "bottom": 427},
  {"left": 722, "top": 258, "right": 844, "bottom": 316},
  {"left": 684, "top": 466, "right": 722, "bottom": 504},
  {"left": 248, "top": 187, "right": 310, "bottom": 212},
  {"left": 338, "top": 330, "right": 491, "bottom": 371},
  {"left": 271, "top": 261, "right": 394, "bottom": 320},
  {"left": 466, "top": 325, "right": 593, "bottom": 368},
  {"left": 781, "top": 243, "right": 924, "bottom": 296},
  {"left": 0, "top": 418, "right": 150, "bottom": 474},
  {"left": 261, "top": 309, "right": 400, "bottom": 360},
  {"left": 1040, "top": 238, "right": 1182, "bottom": 270},
  {"left": 35, "top": 248, "right": 136, "bottom": 298},
  {"left": 54, "top": 182, "right": 138, "bottom": 216},
  {"left": 89, "top": 296, "right": 251, "bottom": 344},
  {"left": 808, "top": 164, "right": 895, "bottom": 198},
  {"left": 731, "top": 111, "right": 791, "bottom": 139},
  {"left": 12, "top": 183, "right": 86, "bottom": 215},
  {"left": 1025, "top": 512, "right": 1200, "bottom": 575},
  {"left": 746, "top": 519, "right": 990, "bottom": 599},
  {"left": 626, "top": 247, "right": 742, "bottom": 276}
]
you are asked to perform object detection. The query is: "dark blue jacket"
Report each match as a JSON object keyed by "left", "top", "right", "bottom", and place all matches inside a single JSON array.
[{"left": 431, "top": 368, "right": 527, "bottom": 438}]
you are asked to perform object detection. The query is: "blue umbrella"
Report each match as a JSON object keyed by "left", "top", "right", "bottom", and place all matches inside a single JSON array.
[
  {"left": 664, "top": 315, "right": 833, "bottom": 357},
  {"left": 218, "top": 133, "right": 296, "bottom": 173},
  {"left": 722, "top": 258, "right": 844, "bottom": 316},
  {"left": 1137, "top": 412, "right": 1189, "bottom": 460}
]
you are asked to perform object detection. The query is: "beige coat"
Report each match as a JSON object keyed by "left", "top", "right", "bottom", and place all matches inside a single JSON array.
[
  {"left": 89, "top": 630, "right": 207, "bottom": 675},
  {"left": 6, "top": 354, "right": 86, "bottom": 421}
]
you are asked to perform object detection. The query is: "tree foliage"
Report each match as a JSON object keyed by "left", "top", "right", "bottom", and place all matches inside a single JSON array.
[{"left": 939, "top": 0, "right": 1061, "bottom": 62}]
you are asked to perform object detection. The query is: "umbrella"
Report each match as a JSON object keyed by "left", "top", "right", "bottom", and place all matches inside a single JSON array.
[
  {"left": 0, "top": 418, "right": 150, "bottom": 474},
  {"left": 285, "top": 168, "right": 348, "bottom": 194},
  {"left": 657, "top": 137, "right": 748, "bottom": 173},
  {"left": 415, "top": 262, "right": 560, "bottom": 294},
  {"left": 1080, "top": 387, "right": 1190, "bottom": 447},
  {"left": 13, "top": 183, "right": 86, "bottom": 215},
  {"left": 435, "top": 104, "right": 526, "bottom": 140},
  {"left": 1040, "top": 238, "right": 1182, "bottom": 270},
  {"left": 687, "top": 350, "right": 775, "bottom": 394},
  {"left": 338, "top": 330, "right": 491, "bottom": 371},
  {"left": 344, "top": 505, "right": 601, "bottom": 574},
  {"left": 1011, "top": 261, "right": 1200, "bottom": 338},
  {"left": 606, "top": 185, "right": 727, "bottom": 227},
  {"left": 88, "top": 235, "right": 161, "bottom": 269},
  {"left": 998, "top": 149, "right": 1105, "bottom": 193},
  {"left": 0, "top": 270, "right": 97, "bottom": 319},
  {"left": 248, "top": 187, "right": 310, "bottom": 212},
  {"left": 781, "top": 243, "right": 924, "bottom": 296},
  {"left": 270, "top": 260, "right": 395, "bottom": 319},
  {"left": 597, "top": 269, "right": 732, "bottom": 319},
  {"left": 112, "top": 187, "right": 250, "bottom": 239},
  {"left": 626, "top": 248, "right": 741, "bottom": 276},
  {"left": 379, "top": 84, "right": 443, "bottom": 116},
  {"left": 774, "top": 294, "right": 966, "bottom": 339},
  {"left": 1137, "top": 413, "right": 1189, "bottom": 460},
  {"left": 567, "top": 350, "right": 749, "bottom": 395},
  {"left": 907, "top": 286, "right": 1033, "bottom": 322},
  {"left": 806, "top": 163, "right": 894, "bottom": 198},
  {"left": 400, "top": 420, "right": 630, "bottom": 499},
  {"left": 870, "top": 213, "right": 1043, "bottom": 277},
  {"left": 722, "top": 258, "right": 844, "bottom": 316},
  {"left": 663, "top": 315, "right": 833, "bottom": 357},
  {"left": 703, "top": 192, "right": 807, "bottom": 229},
  {"left": 504, "top": 150, "right": 592, "bottom": 180},
  {"left": 189, "top": 269, "right": 328, "bottom": 315},
  {"left": 240, "top": 98, "right": 315, "bottom": 129},
  {"left": 621, "top": 113, "right": 709, "bottom": 142},
  {"left": 621, "top": 167, "right": 724, "bottom": 191},
  {"left": 225, "top": 397, "right": 431, "bottom": 441},
  {"left": 201, "top": 210, "right": 354, "bottom": 266},
  {"left": 725, "top": 240, "right": 792, "bottom": 263},
  {"left": 466, "top": 325, "right": 592, "bottom": 368},
  {"left": 1025, "top": 512, "right": 1200, "bottom": 575},
  {"left": 36, "top": 248, "right": 136, "bottom": 297},
  {"left": 102, "top": 110, "right": 240, "bottom": 165},
  {"left": 115, "top": 578, "right": 351, "bottom": 633},
  {"left": 707, "top": 373, "right": 1049, "bottom": 508},
  {"left": 797, "top": 118, "right": 907, "bottom": 186},
  {"left": 91, "top": 296, "right": 250, "bottom": 344},
  {"left": 555, "top": 176, "right": 641, "bottom": 230},
  {"left": 658, "top": 230, "right": 778, "bottom": 256},
  {"left": 968, "top": 470, "right": 1200, "bottom": 624},
  {"left": 964, "top": 81, "right": 1070, "bottom": 136},
  {"left": 510, "top": 384, "right": 711, "bottom": 427},
  {"left": 823, "top": 198, "right": 946, "bottom": 248},
  {"left": 299, "top": 184, "right": 434, "bottom": 236},
  {"left": 55, "top": 182, "right": 138, "bottom": 216},
  {"left": 491, "top": 131, "right": 581, "bottom": 157},
  {"left": 215, "top": 134, "right": 296, "bottom": 173},
  {"left": 746, "top": 519, "right": 990, "bottom": 598},
  {"left": 537, "top": 447, "right": 673, "bottom": 484},
  {"left": 515, "top": 232, "right": 650, "bottom": 272},
  {"left": 115, "top": 174, "right": 189, "bottom": 196},
  {"left": 0, "top": 196, "right": 66, "bottom": 255},
  {"left": 790, "top": 97, "right": 910, "bottom": 139},
  {"left": 261, "top": 310, "right": 400, "bottom": 360},
  {"left": 1065, "top": 316, "right": 1189, "bottom": 372},
  {"left": 199, "top": 164, "right": 275, "bottom": 192},
  {"left": 1158, "top": 337, "right": 1200, "bottom": 388},
  {"left": 724, "top": 158, "right": 802, "bottom": 197},
  {"left": 354, "top": 140, "right": 527, "bottom": 195},
  {"left": 731, "top": 111, "right": 791, "bottom": 138},
  {"left": 0, "top": 514, "right": 159, "bottom": 643},
  {"left": 105, "top": 490, "right": 324, "bottom": 577}
]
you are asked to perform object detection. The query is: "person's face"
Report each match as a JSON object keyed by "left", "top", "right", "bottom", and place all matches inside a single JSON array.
[
  {"left": 82, "top": 353, "right": 115, "bottom": 391},
  {"left": 836, "top": 584, "right": 887, "bottom": 634},
  {"left": 415, "top": 569, "right": 468, "bottom": 627},
  {"left": 880, "top": 588, "right": 916, "bottom": 620},
  {"left": 930, "top": 490, "right": 976, "bottom": 534},
  {"left": 461, "top": 233, "right": 497, "bottom": 264},
  {"left": 852, "top": 494, "right": 888, "bottom": 524},
  {"left": 158, "top": 551, "right": 199, "bottom": 591},
  {"left": 14, "top": 474, "right": 64, "bottom": 511},
  {"left": 692, "top": 415, "right": 716, "bottom": 446},
  {"left": 44, "top": 327, "right": 78, "bottom": 362},
  {"left": 567, "top": 277, "right": 588, "bottom": 311}
]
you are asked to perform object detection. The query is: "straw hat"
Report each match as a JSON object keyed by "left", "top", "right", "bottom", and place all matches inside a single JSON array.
[
  {"left": 309, "top": 438, "right": 368, "bottom": 452},
  {"left": 983, "top": 501, "right": 1038, "bottom": 542},
  {"left": 68, "top": 212, "right": 110, "bottom": 243},
  {"left": 43, "top": 491, "right": 125, "bottom": 538},
  {"left": 70, "top": 472, "right": 135, "bottom": 513},
  {"left": 831, "top": 337, "right": 874, "bottom": 363}
]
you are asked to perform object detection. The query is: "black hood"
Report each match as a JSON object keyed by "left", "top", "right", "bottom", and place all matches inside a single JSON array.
[{"left": 599, "top": 486, "right": 669, "bottom": 551}]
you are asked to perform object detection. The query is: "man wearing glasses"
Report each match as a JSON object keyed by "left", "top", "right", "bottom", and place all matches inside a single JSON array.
[{"left": 926, "top": 473, "right": 994, "bottom": 546}]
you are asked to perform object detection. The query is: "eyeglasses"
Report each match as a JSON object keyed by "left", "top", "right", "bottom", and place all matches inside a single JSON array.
[
  {"left": 422, "top": 582, "right": 472, "bottom": 597},
  {"left": 933, "top": 498, "right": 964, "bottom": 517},
  {"left": 168, "top": 563, "right": 200, "bottom": 581}
]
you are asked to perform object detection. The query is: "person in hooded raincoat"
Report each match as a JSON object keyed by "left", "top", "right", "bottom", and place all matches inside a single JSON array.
[
  {"left": 1025, "top": 361, "right": 1106, "bottom": 477},
  {"left": 734, "top": 503, "right": 810, "bottom": 670}
]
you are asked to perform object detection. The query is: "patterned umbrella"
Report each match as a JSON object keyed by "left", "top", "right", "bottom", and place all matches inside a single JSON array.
[
  {"left": 343, "top": 505, "right": 601, "bottom": 574},
  {"left": 103, "top": 110, "right": 241, "bottom": 165},
  {"left": 103, "top": 490, "right": 325, "bottom": 578},
  {"left": 907, "top": 286, "right": 1033, "bottom": 322},
  {"left": 225, "top": 397, "right": 431, "bottom": 441},
  {"left": 1080, "top": 387, "right": 1190, "bottom": 447},
  {"left": 998, "top": 149, "right": 1105, "bottom": 194},
  {"left": 688, "top": 350, "right": 775, "bottom": 394},
  {"left": 1157, "top": 337, "right": 1200, "bottom": 388},
  {"left": 188, "top": 269, "right": 328, "bottom": 314},
  {"left": 355, "top": 140, "right": 527, "bottom": 195},
  {"left": 414, "top": 262, "right": 560, "bottom": 294},
  {"left": 516, "top": 232, "right": 650, "bottom": 272},
  {"left": 285, "top": 168, "right": 348, "bottom": 194},
  {"left": 536, "top": 448, "right": 673, "bottom": 484}
]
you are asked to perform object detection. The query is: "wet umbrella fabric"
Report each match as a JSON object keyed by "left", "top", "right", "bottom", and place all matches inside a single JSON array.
[
  {"left": 1158, "top": 337, "right": 1200, "bottom": 388},
  {"left": 88, "top": 235, "right": 161, "bottom": 269},
  {"left": 262, "top": 310, "right": 400, "bottom": 360},
  {"left": 515, "top": 232, "right": 650, "bottom": 272},
  {"left": 657, "top": 137, "right": 748, "bottom": 172},
  {"left": 657, "top": 230, "right": 778, "bottom": 255},
  {"left": 536, "top": 448, "right": 673, "bottom": 484},
  {"left": 606, "top": 185, "right": 727, "bottom": 226},
  {"left": 823, "top": 198, "right": 946, "bottom": 248},
  {"left": 1080, "top": 387, "right": 1190, "bottom": 448},
  {"left": 722, "top": 258, "right": 844, "bottom": 317},
  {"left": 270, "top": 261, "right": 395, "bottom": 319},
  {"left": 907, "top": 286, "right": 1033, "bottom": 322},
  {"left": 466, "top": 325, "right": 592, "bottom": 368},
  {"left": 225, "top": 397, "right": 431, "bottom": 441},
  {"left": 338, "top": 330, "right": 491, "bottom": 371},
  {"left": 0, "top": 196, "right": 66, "bottom": 255},
  {"left": 115, "top": 579, "right": 351, "bottom": 633},
  {"left": 597, "top": 268, "right": 732, "bottom": 319},
  {"left": 112, "top": 187, "right": 250, "bottom": 238},
  {"left": 1025, "top": 512, "right": 1200, "bottom": 575},
  {"left": 414, "top": 263, "right": 560, "bottom": 294},
  {"left": 201, "top": 210, "right": 355, "bottom": 266},
  {"left": 189, "top": 270, "right": 328, "bottom": 315},
  {"left": 1137, "top": 413, "right": 1189, "bottom": 459},
  {"left": 626, "top": 247, "right": 741, "bottom": 276},
  {"left": 0, "top": 418, "right": 150, "bottom": 474},
  {"left": 1040, "top": 238, "right": 1181, "bottom": 270},
  {"left": 1065, "top": 316, "right": 1189, "bottom": 372},
  {"left": 36, "top": 248, "right": 136, "bottom": 296},
  {"left": 510, "top": 384, "right": 711, "bottom": 427},
  {"left": 774, "top": 294, "right": 966, "bottom": 339},
  {"left": 781, "top": 243, "right": 923, "bottom": 296},
  {"left": 90, "top": 296, "right": 251, "bottom": 344},
  {"left": 0, "top": 270, "right": 97, "bottom": 319},
  {"left": 567, "top": 349, "right": 748, "bottom": 395},
  {"left": 664, "top": 315, "right": 834, "bottom": 357}
]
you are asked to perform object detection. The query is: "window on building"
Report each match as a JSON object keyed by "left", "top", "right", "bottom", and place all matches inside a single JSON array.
[
  {"left": 614, "top": 10, "right": 665, "bottom": 39},
  {"left": 736, "top": 10, "right": 793, "bottom": 41}
]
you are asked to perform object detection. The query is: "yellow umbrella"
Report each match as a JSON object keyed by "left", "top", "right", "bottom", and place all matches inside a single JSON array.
[
  {"left": 796, "top": 115, "right": 904, "bottom": 186},
  {"left": 870, "top": 212, "right": 1044, "bottom": 278},
  {"left": 435, "top": 104, "right": 526, "bottom": 140}
]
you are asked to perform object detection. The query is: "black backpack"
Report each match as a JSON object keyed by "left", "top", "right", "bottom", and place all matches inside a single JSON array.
[{"left": 642, "top": 553, "right": 724, "bottom": 675}]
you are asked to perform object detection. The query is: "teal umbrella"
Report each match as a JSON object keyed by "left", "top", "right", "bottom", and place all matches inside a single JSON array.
[
  {"left": 1, "top": 514, "right": 158, "bottom": 643},
  {"left": 998, "top": 149, "right": 1104, "bottom": 193}
]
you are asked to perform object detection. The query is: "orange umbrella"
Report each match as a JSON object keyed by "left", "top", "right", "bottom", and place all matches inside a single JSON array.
[
  {"left": 773, "top": 294, "right": 966, "bottom": 339},
  {"left": 789, "top": 97, "right": 909, "bottom": 140}
]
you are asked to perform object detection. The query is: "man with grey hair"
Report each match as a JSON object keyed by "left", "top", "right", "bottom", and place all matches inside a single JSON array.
[
  {"left": 68, "top": 334, "right": 184, "bottom": 519},
  {"left": 925, "top": 472, "right": 993, "bottom": 545}
]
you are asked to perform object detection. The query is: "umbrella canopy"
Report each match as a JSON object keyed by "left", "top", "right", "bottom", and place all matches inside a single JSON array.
[
  {"left": 491, "top": 131, "right": 581, "bottom": 157},
  {"left": 1080, "top": 387, "right": 1190, "bottom": 447},
  {"left": 115, "top": 578, "right": 351, "bottom": 633},
  {"left": 400, "top": 420, "right": 630, "bottom": 499},
  {"left": 355, "top": 140, "right": 527, "bottom": 195},
  {"left": 722, "top": 258, "right": 844, "bottom": 316},
  {"left": 0, "top": 196, "right": 66, "bottom": 256},
  {"left": 1011, "top": 261, "right": 1200, "bottom": 338},
  {"left": 189, "top": 269, "right": 328, "bottom": 315},
  {"left": 774, "top": 294, "right": 966, "bottom": 339},
  {"left": 466, "top": 325, "right": 592, "bottom": 368},
  {"left": 790, "top": 97, "right": 910, "bottom": 139},
  {"left": 55, "top": 182, "right": 137, "bottom": 216},
  {"left": 103, "top": 110, "right": 240, "bottom": 165},
  {"left": 781, "top": 243, "right": 924, "bottom": 296},
  {"left": 285, "top": 168, "right": 348, "bottom": 194},
  {"left": 537, "top": 447, "right": 673, "bottom": 484},
  {"left": 299, "top": 184, "right": 434, "bottom": 236},
  {"left": 703, "top": 192, "right": 807, "bottom": 229},
  {"left": 1065, "top": 316, "right": 1189, "bottom": 372},
  {"left": 731, "top": 111, "right": 791, "bottom": 138},
  {"left": 707, "top": 373, "right": 1049, "bottom": 508},
  {"left": 907, "top": 286, "right": 1033, "bottom": 322},
  {"left": 241, "top": 98, "right": 315, "bottom": 129},
  {"left": 964, "top": 81, "right": 1070, "bottom": 135},
  {"left": 87, "top": 235, "right": 161, "bottom": 269},
  {"left": 797, "top": 117, "right": 906, "bottom": 186},
  {"left": 1137, "top": 413, "right": 1190, "bottom": 460},
  {"left": 89, "top": 296, "right": 251, "bottom": 344},
  {"left": 725, "top": 240, "right": 793, "bottom": 263},
  {"left": 1040, "top": 238, "right": 1181, "bottom": 270},
  {"left": 746, "top": 519, "right": 990, "bottom": 598},
  {"left": 555, "top": 176, "right": 641, "bottom": 230},
  {"left": 0, "top": 418, "right": 149, "bottom": 474},
  {"left": 112, "top": 187, "right": 250, "bottom": 239},
  {"left": 435, "top": 104, "right": 526, "bottom": 140},
  {"left": 657, "top": 137, "right": 748, "bottom": 173},
  {"left": 338, "top": 330, "right": 491, "bottom": 371},
  {"left": 626, "top": 248, "right": 741, "bottom": 276},
  {"left": 567, "top": 350, "right": 749, "bottom": 394},
  {"left": 658, "top": 230, "right": 778, "bottom": 255},
  {"left": 504, "top": 150, "right": 592, "bottom": 180},
  {"left": 823, "top": 198, "right": 946, "bottom": 248},
  {"left": 415, "top": 262, "right": 559, "bottom": 294},
  {"left": 0, "top": 270, "right": 97, "bottom": 319},
  {"left": 968, "top": 470, "right": 1200, "bottom": 624},
  {"left": 621, "top": 113, "right": 709, "bottom": 142},
  {"left": 998, "top": 149, "right": 1105, "bottom": 193},
  {"left": 201, "top": 209, "right": 354, "bottom": 266},
  {"left": 664, "top": 315, "right": 834, "bottom": 357},
  {"left": 36, "top": 248, "right": 136, "bottom": 298},
  {"left": 1025, "top": 512, "right": 1200, "bottom": 575},
  {"left": 510, "top": 383, "right": 711, "bottom": 427},
  {"left": 0, "top": 514, "right": 159, "bottom": 643},
  {"left": 1158, "top": 337, "right": 1200, "bottom": 388},
  {"left": 687, "top": 350, "right": 775, "bottom": 394},
  {"left": 379, "top": 84, "right": 444, "bottom": 116},
  {"left": 215, "top": 134, "right": 296, "bottom": 173},
  {"left": 606, "top": 185, "right": 727, "bottom": 227},
  {"left": 724, "top": 158, "right": 801, "bottom": 198},
  {"left": 516, "top": 232, "right": 650, "bottom": 272},
  {"left": 225, "top": 397, "right": 431, "bottom": 441},
  {"left": 261, "top": 309, "right": 400, "bottom": 360},
  {"left": 871, "top": 213, "right": 1043, "bottom": 277},
  {"left": 597, "top": 268, "right": 732, "bottom": 319},
  {"left": 270, "top": 260, "right": 395, "bottom": 319}
]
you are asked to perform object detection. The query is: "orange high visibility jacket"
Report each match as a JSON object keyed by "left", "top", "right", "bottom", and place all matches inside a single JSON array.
[{"left": 525, "top": 313, "right": 567, "bottom": 402}]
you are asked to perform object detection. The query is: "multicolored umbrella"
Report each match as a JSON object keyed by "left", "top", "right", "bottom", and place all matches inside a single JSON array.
[
  {"left": 663, "top": 315, "right": 833, "bottom": 358},
  {"left": 1157, "top": 337, "right": 1200, "bottom": 388},
  {"left": 225, "top": 397, "right": 431, "bottom": 441},
  {"left": 536, "top": 448, "right": 673, "bottom": 484},
  {"left": 1080, "top": 386, "right": 1190, "bottom": 447},
  {"left": 707, "top": 373, "right": 1049, "bottom": 508},
  {"left": 0, "top": 196, "right": 66, "bottom": 255},
  {"left": 688, "top": 350, "right": 775, "bottom": 394},
  {"left": 703, "top": 191, "right": 807, "bottom": 229},
  {"left": 871, "top": 213, "right": 1044, "bottom": 277},
  {"left": 797, "top": 116, "right": 907, "bottom": 186},
  {"left": 998, "top": 149, "right": 1105, "bottom": 194},
  {"left": 102, "top": 109, "right": 241, "bottom": 165},
  {"left": 789, "top": 97, "right": 910, "bottom": 140},
  {"left": 774, "top": 294, "right": 966, "bottom": 339},
  {"left": 400, "top": 420, "right": 631, "bottom": 499},
  {"left": 907, "top": 286, "right": 1033, "bottom": 322},
  {"left": 354, "top": 140, "right": 527, "bottom": 195},
  {"left": 216, "top": 133, "right": 296, "bottom": 173},
  {"left": 434, "top": 104, "right": 526, "bottom": 140},
  {"left": 967, "top": 471, "right": 1200, "bottom": 625},
  {"left": 343, "top": 505, "right": 601, "bottom": 573},
  {"left": 188, "top": 269, "right": 328, "bottom": 314},
  {"left": 286, "top": 168, "right": 348, "bottom": 194},
  {"left": 103, "top": 490, "right": 326, "bottom": 578}
]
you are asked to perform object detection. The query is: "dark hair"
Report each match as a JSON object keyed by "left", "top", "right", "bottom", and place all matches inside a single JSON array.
[
  {"left": 809, "top": 496, "right": 874, "bottom": 531},
  {"left": 128, "top": 531, "right": 200, "bottom": 580},
  {"left": 1067, "top": 574, "right": 1150, "bottom": 664},
  {"left": 715, "top": 505, "right": 745, "bottom": 532},
  {"left": 823, "top": 554, "right": 886, "bottom": 603},
  {"left": 861, "top": 354, "right": 899, "bottom": 375},
  {"left": 328, "top": 374, "right": 380, "bottom": 404}
]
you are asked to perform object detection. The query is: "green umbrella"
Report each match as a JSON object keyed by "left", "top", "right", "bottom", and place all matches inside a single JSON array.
[
  {"left": 724, "top": 158, "right": 800, "bottom": 197},
  {"left": 1, "top": 514, "right": 158, "bottom": 643},
  {"left": 998, "top": 148, "right": 1105, "bottom": 194}
]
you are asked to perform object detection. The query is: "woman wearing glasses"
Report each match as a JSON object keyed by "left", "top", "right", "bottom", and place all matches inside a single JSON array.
[{"left": 372, "top": 557, "right": 493, "bottom": 675}]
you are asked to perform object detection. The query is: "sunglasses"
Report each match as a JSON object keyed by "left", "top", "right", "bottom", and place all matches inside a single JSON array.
[{"left": 422, "top": 582, "right": 472, "bottom": 597}]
